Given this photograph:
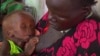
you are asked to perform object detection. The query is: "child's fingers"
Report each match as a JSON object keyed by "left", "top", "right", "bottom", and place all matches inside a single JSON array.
[
  {"left": 24, "top": 37, "right": 39, "bottom": 55},
  {"left": 30, "top": 37, "right": 39, "bottom": 44}
]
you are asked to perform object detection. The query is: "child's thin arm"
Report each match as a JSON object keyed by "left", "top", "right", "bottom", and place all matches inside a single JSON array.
[
  {"left": 0, "top": 40, "right": 10, "bottom": 56},
  {"left": 24, "top": 37, "right": 39, "bottom": 56},
  {"left": 16, "top": 37, "right": 39, "bottom": 56},
  {"left": 0, "top": 40, "right": 27, "bottom": 56}
]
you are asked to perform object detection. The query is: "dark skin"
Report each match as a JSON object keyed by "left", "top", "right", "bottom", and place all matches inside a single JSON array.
[
  {"left": 36, "top": 0, "right": 92, "bottom": 51},
  {"left": 46, "top": 0, "right": 91, "bottom": 31},
  {"left": 0, "top": 11, "right": 39, "bottom": 56}
]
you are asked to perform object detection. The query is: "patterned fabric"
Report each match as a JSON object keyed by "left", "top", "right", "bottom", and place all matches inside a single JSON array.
[
  {"left": 34, "top": 13, "right": 100, "bottom": 56},
  {"left": 6, "top": 2, "right": 23, "bottom": 14},
  {"left": 8, "top": 40, "right": 23, "bottom": 56},
  {"left": 0, "top": 0, "right": 24, "bottom": 14},
  {"left": 36, "top": 12, "right": 49, "bottom": 34},
  {"left": 0, "top": 0, "right": 14, "bottom": 13}
]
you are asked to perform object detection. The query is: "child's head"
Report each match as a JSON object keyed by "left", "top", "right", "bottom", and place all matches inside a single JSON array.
[{"left": 2, "top": 11, "right": 35, "bottom": 42}]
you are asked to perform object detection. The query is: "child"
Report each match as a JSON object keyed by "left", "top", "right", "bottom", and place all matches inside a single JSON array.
[{"left": 0, "top": 11, "right": 39, "bottom": 56}]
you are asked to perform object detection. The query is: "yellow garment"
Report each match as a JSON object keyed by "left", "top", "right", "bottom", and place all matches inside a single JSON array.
[{"left": 8, "top": 40, "right": 23, "bottom": 56}]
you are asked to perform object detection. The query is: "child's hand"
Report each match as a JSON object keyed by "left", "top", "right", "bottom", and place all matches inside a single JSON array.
[{"left": 24, "top": 37, "right": 39, "bottom": 55}]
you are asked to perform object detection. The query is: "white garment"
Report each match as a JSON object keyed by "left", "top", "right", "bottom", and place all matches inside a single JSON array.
[{"left": 24, "top": 0, "right": 48, "bottom": 23}]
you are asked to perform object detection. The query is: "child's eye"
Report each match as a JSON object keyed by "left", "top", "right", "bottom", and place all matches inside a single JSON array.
[{"left": 21, "top": 24, "right": 26, "bottom": 29}]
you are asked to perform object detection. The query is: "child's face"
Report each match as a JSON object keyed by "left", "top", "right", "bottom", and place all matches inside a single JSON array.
[{"left": 12, "top": 16, "right": 35, "bottom": 42}]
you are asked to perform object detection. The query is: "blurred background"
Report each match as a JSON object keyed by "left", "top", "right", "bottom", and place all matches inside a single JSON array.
[{"left": 24, "top": 0, "right": 48, "bottom": 23}]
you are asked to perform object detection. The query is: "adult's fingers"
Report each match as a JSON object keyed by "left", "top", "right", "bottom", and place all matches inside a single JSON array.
[{"left": 35, "top": 29, "right": 40, "bottom": 36}]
